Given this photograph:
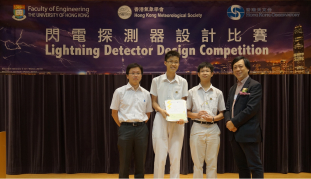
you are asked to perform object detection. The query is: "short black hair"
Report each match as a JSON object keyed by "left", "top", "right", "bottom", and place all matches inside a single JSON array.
[
  {"left": 126, "top": 63, "right": 143, "bottom": 75},
  {"left": 165, "top": 51, "right": 180, "bottom": 61},
  {"left": 231, "top": 56, "right": 251, "bottom": 74},
  {"left": 197, "top": 62, "right": 214, "bottom": 73}
]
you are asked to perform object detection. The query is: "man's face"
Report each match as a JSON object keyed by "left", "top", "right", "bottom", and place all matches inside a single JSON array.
[
  {"left": 233, "top": 59, "right": 249, "bottom": 81},
  {"left": 164, "top": 56, "right": 180, "bottom": 73},
  {"left": 126, "top": 67, "right": 142, "bottom": 86},
  {"left": 198, "top": 67, "right": 213, "bottom": 82}
]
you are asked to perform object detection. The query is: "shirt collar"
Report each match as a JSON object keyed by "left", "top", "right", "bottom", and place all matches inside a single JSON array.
[
  {"left": 126, "top": 83, "right": 142, "bottom": 91},
  {"left": 237, "top": 75, "right": 249, "bottom": 85},
  {"left": 163, "top": 73, "right": 179, "bottom": 84},
  {"left": 197, "top": 83, "right": 214, "bottom": 92}
]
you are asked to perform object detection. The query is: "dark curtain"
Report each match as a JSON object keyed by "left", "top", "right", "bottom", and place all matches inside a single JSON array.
[{"left": 0, "top": 74, "right": 310, "bottom": 174}]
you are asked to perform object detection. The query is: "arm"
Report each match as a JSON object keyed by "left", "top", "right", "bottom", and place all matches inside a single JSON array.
[
  {"left": 215, "top": 111, "right": 224, "bottom": 121},
  {"left": 150, "top": 78, "right": 168, "bottom": 117},
  {"left": 111, "top": 110, "right": 121, "bottom": 127},
  {"left": 204, "top": 111, "right": 224, "bottom": 122},
  {"left": 187, "top": 110, "right": 199, "bottom": 119},
  {"left": 224, "top": 87, "right": 237, "bottom": 132},
  {"left": 110, "top": 89, "right": 121, "bottom": 127},
  {"left": 187, "top": 110, "right": 208, "bottom": 119},
  {"left": 145, "top": 93, "right": 153, "bottom": 123},
  {"left": 145, "top": 112, "right": 151, "bottom": 123},
  {"left": 152, "top": 94, "right": 169, "bottom": 118}
]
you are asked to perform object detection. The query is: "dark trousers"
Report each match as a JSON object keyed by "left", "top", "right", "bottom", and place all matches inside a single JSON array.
[
  {"left": 230, "top": 136, "right": 264, "bottom": 178},
  {"left": 117, "top": 122, "right": 148, "bottom": 179}
]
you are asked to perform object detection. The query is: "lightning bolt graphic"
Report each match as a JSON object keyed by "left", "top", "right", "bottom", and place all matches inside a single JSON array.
[
  {"left": 0, "top": 28, "right": 79, "bottom": 67},
  {"left": 237, "top": 23, "right": 261, "bottom": 38},
  {"left": 167, "top": 101, "right": 172, "bottom": 110}
]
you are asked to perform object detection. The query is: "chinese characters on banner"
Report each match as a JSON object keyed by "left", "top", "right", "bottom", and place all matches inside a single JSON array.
[{"left": 1, "top": 2, "right": 309, "bottom": 74}]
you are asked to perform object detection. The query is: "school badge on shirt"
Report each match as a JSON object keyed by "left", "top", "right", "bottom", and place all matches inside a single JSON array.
[{"left": 13, "top": 5, "right": 26, "bottom": 21}]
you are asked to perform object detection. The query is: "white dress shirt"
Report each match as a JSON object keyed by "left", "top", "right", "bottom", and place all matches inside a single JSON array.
[
  {"left": 150, "top": 73, "right": 188, "bottom": 110},
  {"left": 187, "top": 83, "right": 226, "bottom": 121},
  {"left": 110, "top": 83, "right": 153, "bottom": 123}
]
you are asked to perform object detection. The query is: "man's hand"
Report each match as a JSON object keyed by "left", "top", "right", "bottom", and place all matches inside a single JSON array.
[
  {"left": 202, "top": 114, "right": 213, "bottom": 122},
  {"left": 159, "top": 109, "right": 170, "bottom": 119},
  {"left": 176, "top": 119, "right": 187, "bottom": 125},
  {"left": 226, "top": 120, "right": 236, "bottom": 131},
  {"left": 232, "top": 127, "right": 237, "bottom": 132},
  {"left": 197, "top": 111, "right": 208, "bottom": 119}
]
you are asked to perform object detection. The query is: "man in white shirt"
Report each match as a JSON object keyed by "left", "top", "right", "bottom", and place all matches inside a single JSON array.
[
  {"left": 110, "top": 63, "right": 153, "bottom": 178},
  {"left": 187, "top": 62, "right": 226, "bottom": 178},
  {"left": 150, "top": 51, "right": 188, "bottom": 178}
]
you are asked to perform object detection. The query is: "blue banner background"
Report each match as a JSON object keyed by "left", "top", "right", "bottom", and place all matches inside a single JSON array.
[{"left": 1, "top": 1, "right": 311, "bottom": 74}]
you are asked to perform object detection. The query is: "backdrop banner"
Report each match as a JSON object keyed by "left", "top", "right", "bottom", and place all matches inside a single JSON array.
[{"left": 1, "top": 1, "right": 311, "bottom": 74}]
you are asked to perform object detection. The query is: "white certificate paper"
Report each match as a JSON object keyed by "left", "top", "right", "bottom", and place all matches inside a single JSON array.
[{"left": 165, "top": 100, "right": 188, "bottom": 122}]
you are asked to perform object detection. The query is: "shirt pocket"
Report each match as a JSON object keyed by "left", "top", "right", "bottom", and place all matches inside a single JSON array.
[
  {"left": 239, "top": 95, "right": 249, "bottom": 101},
  {"left": 173, "top": 85, "right": 182, "bottom": 99},
  {"left": 120, "top": 97, "right": 130, "bottom": 110},
  {"left": 136, "top": 94, "right": 147, "bottom": 112}
]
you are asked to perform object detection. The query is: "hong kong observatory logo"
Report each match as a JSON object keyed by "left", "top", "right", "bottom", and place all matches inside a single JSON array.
[{"left": 227, "top": 5, "right": 245, "bottom": 20}]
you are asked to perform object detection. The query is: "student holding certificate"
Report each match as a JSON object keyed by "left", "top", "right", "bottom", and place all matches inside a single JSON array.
[
  {"left": 150, "top": 51, "right": 188, "bottom": 178},
  {"left": 187, "top": 62, "right": 226, "bottom": 178},
  {"left": 110, "top": 63, "right": 153, "bottom": 178}
]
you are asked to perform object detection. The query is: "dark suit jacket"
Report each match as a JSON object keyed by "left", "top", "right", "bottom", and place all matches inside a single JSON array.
[{"left": 224, "top": 77, "right": 262, "bottom": 143}]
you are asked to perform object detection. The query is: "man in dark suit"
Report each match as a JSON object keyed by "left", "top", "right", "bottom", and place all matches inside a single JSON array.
[{"left": 225, "top": 56, "right": 264, "bottom": 178}]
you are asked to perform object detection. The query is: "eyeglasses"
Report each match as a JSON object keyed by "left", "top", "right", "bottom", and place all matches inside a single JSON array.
[
  {"left": 233, "top": 65, "right": 244, "bottom": 70},
  {"left": 166, "top": 61, "right": 179, "bottom": 65},
  {"left": 129, "top": 73, "right": 142, "bottom": 76},
  {"left": 200, "top": 70, "right": 211, "bottom": 73}
]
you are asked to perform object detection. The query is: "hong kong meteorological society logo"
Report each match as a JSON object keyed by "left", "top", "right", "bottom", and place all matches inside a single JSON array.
[
  {"left": 118, "top": 5, "right": 132, "bottom": 19},
  {"left": 227, "top": 5, "right": 244, "bottom": 20}
]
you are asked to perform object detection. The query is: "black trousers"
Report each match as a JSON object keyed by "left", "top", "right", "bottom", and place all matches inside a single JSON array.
[
  {"left": 230, "top": 136, "right": 264, "bottom": 178},
  {"left": 117, "top": 122, "right": 148, "bottom": 179}
]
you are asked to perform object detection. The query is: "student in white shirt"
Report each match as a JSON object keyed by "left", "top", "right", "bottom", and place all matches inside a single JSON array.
[
  {"left": 150, "top": 51, "right": 188, "bottom": 178},
  {"left": 110, "top": 63, "right": 153, "bottom": 179},
  {"left": 187, "top": 62, "right": 226, "bottom": 178}
]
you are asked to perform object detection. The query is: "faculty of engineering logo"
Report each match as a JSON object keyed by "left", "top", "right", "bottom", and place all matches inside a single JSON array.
[
  {"left": 13, "top": 4, "right": 26, "bottom": 21},
  {"left": 227, "top": 5, "right": 244, "bottom": 20},
  {"left": 118, "top": 5, "right": 132, "bottom": 19}
]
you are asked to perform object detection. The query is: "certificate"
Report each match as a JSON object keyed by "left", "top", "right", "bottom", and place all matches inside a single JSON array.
[{"left": 165, "top": 100, "right": 188, "bottom": 122}]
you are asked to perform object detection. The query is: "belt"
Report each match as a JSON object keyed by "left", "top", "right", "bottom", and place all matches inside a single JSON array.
[
  {"left": 121, "top": 122, "right": 145, "bottom": 126},
  {"left": 193, "top": 120, "right": 217, "bottom": 125}
]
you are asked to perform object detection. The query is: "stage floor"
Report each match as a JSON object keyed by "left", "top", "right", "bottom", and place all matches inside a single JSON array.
[{"left": 6, "top": 172, "right": 311, "bottom": 178}]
